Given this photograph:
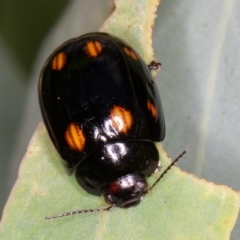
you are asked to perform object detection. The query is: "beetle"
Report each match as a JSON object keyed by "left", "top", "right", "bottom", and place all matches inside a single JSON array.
[{"left": 38, "top": 32, "right": 185, "bottom": 219}]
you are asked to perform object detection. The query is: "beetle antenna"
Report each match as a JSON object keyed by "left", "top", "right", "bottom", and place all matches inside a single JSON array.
[
  {"left": 45, "top": 151, "right": 187, "bottom": 220},
  {"left": 144, "top": 150, "right": 187, "bottom": 195},
  {"left": 45, "top": 204, "right": 115, "bottom": 220}
]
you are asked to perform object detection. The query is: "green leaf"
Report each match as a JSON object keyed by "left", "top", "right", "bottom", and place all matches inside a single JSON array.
[
  {"left": 1, "top": 0, "right": 240, "bottom": 239},
  {"left": 100, "top": 0, "right": 159, "bottom": 62},
  {"left": 1, "top": 123, "right": 239, "bottom": 239}
]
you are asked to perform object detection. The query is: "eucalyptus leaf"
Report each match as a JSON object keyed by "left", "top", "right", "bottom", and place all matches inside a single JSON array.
[{"left": 1, "top": 123, "right": 239, "bottom": 239}]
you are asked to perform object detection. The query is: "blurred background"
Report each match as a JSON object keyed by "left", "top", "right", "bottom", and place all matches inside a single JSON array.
[
  {"left": 0, "top": 0, "right": 68, "bottom": 212},
  {"left": 0, "top": 0, "right": 239, "bottom": 238}
]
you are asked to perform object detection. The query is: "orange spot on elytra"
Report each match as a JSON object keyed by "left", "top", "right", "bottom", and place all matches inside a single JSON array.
[
  {"left": 64, "top": 123, "right": 86, "bottom": 152},
  {"left": 85, "top": 41, "right": 102, "bottom": 57},
  {"left": 52, "top": 52, "right": 67, "bottom": 70},
  {"left": 110, "top": 106, "right": 132, "bottom": 134},
  {"left": 123, "top": 47, "right": 138, "bottom": 60},
  {"left": 147, "top": 101, "right": 157, "bottom": 117}
]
